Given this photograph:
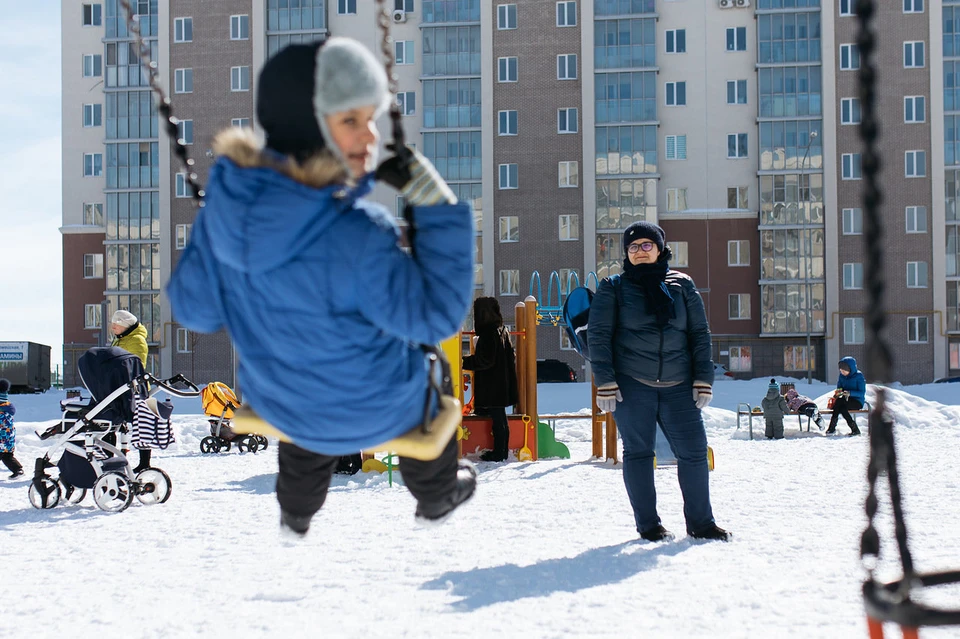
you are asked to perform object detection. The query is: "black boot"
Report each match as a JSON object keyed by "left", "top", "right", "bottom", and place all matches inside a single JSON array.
[
  {"left": 280, "top": 510, "right": 313, "bottom": 537},
  {"left": 689, "top": 524, "right": 733, "bottom": 542},
  {"left": 640, "top": 524, "right": 675, "bottom": 542},
  {"left": 133, "top": 449, "right": 151, "bottom": 474},
  {"left": 1, "top": 452, "right": 23, "bottom": 478},
  {"left": 848, "top": 422, "right": 861, "bottom": 436},
  {"left": 415, "top": 461, "right": 477, "bottom": 525}
]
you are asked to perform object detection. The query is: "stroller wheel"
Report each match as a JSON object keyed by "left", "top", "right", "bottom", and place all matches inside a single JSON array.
[
  {"left": 28, "top": 478, "right": 61, "bottom": 510},
  {"left": 219, "top": 438, "right": 231, "bottom": 452},
  {"left": 256, "top": 435, "right": 269, "bottom": 450},
  {"left": 136, "top": 468, "right": 172, "bottom": 505},
  {"left": 200, "top": 436, "right": 220, "bottom": 454},
  {"left": 92, "top": 471, "right": 134, "bottom": 513},
  {"left": 238, "top": 435, "right": 259, "bottom": 454},
  {"left": 59, "top": 480, "right": 87, "bottom": 505}
]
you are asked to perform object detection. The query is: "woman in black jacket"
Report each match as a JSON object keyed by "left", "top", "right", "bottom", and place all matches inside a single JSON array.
[
  {"left": 588, "top": 221, "right": 730, "bottom": 542},
  {"left": 462, "top": 297, "right": 519, "bottom": 462}
]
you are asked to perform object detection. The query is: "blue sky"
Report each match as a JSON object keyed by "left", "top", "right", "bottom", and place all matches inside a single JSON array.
[{"left": 0, "top": 3, "right": 64, "bottom": 374}]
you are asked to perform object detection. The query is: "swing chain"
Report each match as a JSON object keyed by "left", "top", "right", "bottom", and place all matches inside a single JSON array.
[
  {"left": 117, "top": 0, "right": 205, "bottom": 205},
  {"left": 374, "top": 0, "right": 409, "bottom": 156}
]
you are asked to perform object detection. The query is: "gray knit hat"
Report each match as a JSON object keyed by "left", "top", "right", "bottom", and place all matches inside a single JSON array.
[{"left": 111, "top": 309, "right": 138, "bottom": 328}]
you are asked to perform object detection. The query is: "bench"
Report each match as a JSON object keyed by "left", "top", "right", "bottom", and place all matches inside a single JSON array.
[{"left": 736, "top": 397, "right": 871, "bottom": 439}]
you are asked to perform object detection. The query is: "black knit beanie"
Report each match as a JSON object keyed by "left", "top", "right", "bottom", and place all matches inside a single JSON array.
[{"left": 623, "top": 221, "right": 666, "bottom": 253}]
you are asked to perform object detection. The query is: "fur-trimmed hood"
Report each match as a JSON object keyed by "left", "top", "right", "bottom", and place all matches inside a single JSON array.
[{"left": 198, "top": 128, "right": 374, "bottom": 275}]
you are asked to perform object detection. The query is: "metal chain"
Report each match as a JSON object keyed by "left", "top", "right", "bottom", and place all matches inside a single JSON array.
[
  {"left": 374, "top": 0, "right": 408, "bottom": 153},
  {"left": 118, "top": 0, "right": 205, "bottom": 205}
]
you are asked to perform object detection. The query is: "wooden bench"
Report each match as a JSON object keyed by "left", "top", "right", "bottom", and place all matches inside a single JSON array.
[{"left": 737, "top": 399, "right": 871, "bottom": 439}]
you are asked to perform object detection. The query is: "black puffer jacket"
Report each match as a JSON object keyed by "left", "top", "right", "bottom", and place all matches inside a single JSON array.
[
  {"left": 462, "top": 326, "right": 519, "bottom": 409},
  {"left": 588, "top": 271, "right": 714, "bottom": 388}
]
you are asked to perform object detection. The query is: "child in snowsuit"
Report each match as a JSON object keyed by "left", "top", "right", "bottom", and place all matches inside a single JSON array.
[
  {"left": 826, "top": 356, "right": 866, "bottom": 436},
  {"left": 784, "top": 387, "right": 824, "bottom": 430},
  {"left": 167, "top": 38, "right": 476, "bottom": 536},
  {"left": 0, "top": 379, "right": 24, "bottom": 478},
  {"left": 761, "top": 378, "right": 790, "bottom": 439}
]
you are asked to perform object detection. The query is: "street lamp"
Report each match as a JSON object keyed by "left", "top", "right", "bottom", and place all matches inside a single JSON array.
[{"left": 800, "top": 130, "right": 818, "bottom": 384}]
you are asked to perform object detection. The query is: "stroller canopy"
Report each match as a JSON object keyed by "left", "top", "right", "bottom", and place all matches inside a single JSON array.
[{"left": 77, "top": 347, "right": 146, "bottom": 424}]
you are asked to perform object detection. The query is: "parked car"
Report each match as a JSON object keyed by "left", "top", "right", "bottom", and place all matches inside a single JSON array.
[
  {"left": 934, "top": 376, "right": 960, "bottom": 383},
  {"left": 714, "top": 363, "right": 735, "bottom": 379},
  {"left": 537, "top": 359, "right": 578, "bottom": 383}
]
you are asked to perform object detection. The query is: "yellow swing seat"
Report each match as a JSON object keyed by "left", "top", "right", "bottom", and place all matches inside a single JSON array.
[{"left": 230, "top": 395, "right": 462, "bottom": 462}]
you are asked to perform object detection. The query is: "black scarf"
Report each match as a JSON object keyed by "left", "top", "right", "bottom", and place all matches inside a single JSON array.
[{"left": 622, "top": 256, "right": 676, "bottom": 326}]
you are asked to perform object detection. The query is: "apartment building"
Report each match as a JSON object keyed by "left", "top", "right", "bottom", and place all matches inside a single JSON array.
[{"left": 61, "top": 0, "right": 959, "bottom": 387}]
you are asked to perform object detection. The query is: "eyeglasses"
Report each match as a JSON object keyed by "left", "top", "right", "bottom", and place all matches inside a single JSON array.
[{"left": 627, "top": 242, "right": 656, "bottom": 254}]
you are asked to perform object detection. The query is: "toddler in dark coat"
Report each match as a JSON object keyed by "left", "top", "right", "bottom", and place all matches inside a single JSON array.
[
  {"left": 0, "top": 379, "right": 24, "bottom": 478},
  {"left": 761, "top": 379, "right": 790, "bottom": 439}
]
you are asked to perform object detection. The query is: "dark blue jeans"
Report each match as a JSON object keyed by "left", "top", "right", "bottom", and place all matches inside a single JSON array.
[{"left": 613, "top": 376, "right": 715, "bottom": 535}]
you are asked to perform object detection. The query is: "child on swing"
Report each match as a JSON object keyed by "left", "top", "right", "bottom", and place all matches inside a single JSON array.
[{"left": 167, "top": 38, "right": 477, "bottom": 536}]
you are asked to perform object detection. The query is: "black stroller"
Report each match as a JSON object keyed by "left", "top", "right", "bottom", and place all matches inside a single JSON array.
[{"left": 30, "top": 347, "right": 200, "bottom": 513}]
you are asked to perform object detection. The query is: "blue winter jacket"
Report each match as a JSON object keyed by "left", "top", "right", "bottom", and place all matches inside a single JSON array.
[
  {"left": 836, "top": 356, "right": 867, "bottom": 404},
  {"left": 588, "top": 271, "right": 715, "bottom": 388},
  {"left": 166, "top": 130, "right": 474, "bottom": 455}
]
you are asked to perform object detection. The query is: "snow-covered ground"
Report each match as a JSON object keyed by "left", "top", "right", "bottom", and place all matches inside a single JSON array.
[{"left": 3, "top": 377, "right": 960, "bottom": 638}]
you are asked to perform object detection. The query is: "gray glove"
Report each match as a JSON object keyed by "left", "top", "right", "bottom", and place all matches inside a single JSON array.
[
  {"left": 596, "top": 383, "right": 622, "bottom": 414},
  {"left": 693, "top": 381, "right": 712, "bottom": 410},
  {"left": 376, "top": 146, "right": 457, "bottom": 207}
]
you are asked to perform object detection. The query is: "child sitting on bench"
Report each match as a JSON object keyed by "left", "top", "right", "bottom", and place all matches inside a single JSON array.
[{"left": 784, "top": 387, "right": 824, "bottom": 430}]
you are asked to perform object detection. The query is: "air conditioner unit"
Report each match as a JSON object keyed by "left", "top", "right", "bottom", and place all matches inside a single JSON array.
[
  {"left": 392, "top": 9, "right": 407, "bottom": 23},
  {"left": 719, "top": 0, "right": 732, "bottom": 8},
  {"left": 735, "top": 0, "right": 749, "bottom": 6}
]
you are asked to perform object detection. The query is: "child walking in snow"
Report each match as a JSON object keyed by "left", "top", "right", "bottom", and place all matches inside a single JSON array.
[
  {"left": 0, "top": 379, "right": 24, "bottom": 478},
  {"left": 761, "top": 378, "right": 790, "bottom": 439},
  {"left": 167, "top": 38, "right": 477, "bottom": 536}
]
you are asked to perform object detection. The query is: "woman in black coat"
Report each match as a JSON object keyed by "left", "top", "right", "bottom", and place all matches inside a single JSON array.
[{"left": 462, "top": 297, "right": 519, "bottom": 462}]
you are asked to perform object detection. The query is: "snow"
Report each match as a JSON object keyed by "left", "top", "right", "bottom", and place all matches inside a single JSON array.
[{"left": 4, "top": 377, "right": 960, "bottom": 638}]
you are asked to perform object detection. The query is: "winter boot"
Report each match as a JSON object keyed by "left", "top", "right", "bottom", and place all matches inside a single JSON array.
[
  {"left": 848, "top": 422, "right": 861, "bottom": 436},
  {"left": 415, "top": 460, "right": 477, "bottom": 526},
  {"left": 133, "top": 449, "right": 152, "bottom": 474},
  {"left": 1, "top": 453, "right": 23, "bottom": 478},
  {"left": 689, "top": 524, "right": 733, "bottom": 542},
  {"left": 280, "top": 510, "right": 313, "bottom": 537},
  {"left": 639, "top": 524, "right": 675, "bottom": 542}
]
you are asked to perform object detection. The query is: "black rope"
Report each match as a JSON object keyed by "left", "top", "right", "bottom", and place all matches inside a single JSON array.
[{"left": 118, "top": 0, "right": 205, "bottom": 206}]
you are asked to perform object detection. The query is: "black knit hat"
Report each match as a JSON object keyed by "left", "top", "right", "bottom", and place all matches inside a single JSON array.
[
  {"left": 623, "top": 221, "right": 666, "bottom": 253},
  {"left": 0, "top": 378, "right": 9, "bottom": 394}
]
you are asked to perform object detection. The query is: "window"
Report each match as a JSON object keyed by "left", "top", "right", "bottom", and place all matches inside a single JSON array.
[
  {"left": 951, "top": 342, "right": 960, "bottom": 369},
  {"left": 174, "top": 68, "right": 193, "bottom": 93},
  {"left": 839, "top": 0, "right": 856, "bottom": 15},
  {"left": 561, "top": 330, "right": 575, "bottom": 351},
  {"left": 498, "top": 110, "right": 518, "bottom": 136},
  {"left": 907, "top": 317, "right": 928, "bottom": 343},
  {"left": 559, "top": 214, "right": 579, "bottom": 241},
  {"left": 82, "top": 4, "right": 102, "bottom": 26},
  {"left": 177, "top": 119, "right": 193, "bottom": 145},
  {"left": 84, "top": 304, "right": 102, "bottom": 330},
  {"left": 666, "top": 29, "right": 686, "bottom": 53},
  {"left": 231, "top": 66, "right": 250, "bottom": 92},
  {"left": 666, "top": 187, "right": 687, "bottom": 211},
  {"left": 728, "top": 346, "right": 752, "bottom": 372},
  {"left": 843, "top": 263, "right": 863, "bottom": 289},
  {"left": 728, "top": 240, "right": 750, "bottom": 266},
  {"left": 906, "top": 206, "right": 927, "bottom": 233},
  {"left": 338, "top": 0, "right": 357, "bottom": 14},
  {"left": 727, "top": 186, "right": 748, "bottom": 209},
  {"left": 174, "top": 17, "right": 193, "bottom": 43},
  {"left": 497, "top": 4, "right": 517, "bottom": 30},
  {"left": 499, "top": 269, "right": 520, "bottom": 296},
  {"left": 907, "top": 261, "right": 928, "bottom": 287},
  {"left": 498, "top": 163, "right": 518, "bottom": 189},
  {"left": 230, "top": 15, "right": 249, "bottom": 40},
  {"left": 784, "top": 345, "right": 815, "bottom": 371},
  {"left": 176, "top": 224, "right": 192, "bottom": 249},
  {"left": 82, "top": 54, "right": 102, "bottom": 77},
  {"left": 499, "top": 216, "right": 519, "bottom": 242},
  {"left": 904, "top": 96, "right": 926, "bottom": 123},
  {"left": 729, "top": 294, "right": 751, "bottom": 320},
  {"left": 841, "top": 98, "right": 861, "bottom": 125},
  {"left": 665, "top": 135, "right": 687, "bottom": 160},
  {"left": 557, "top": 54, "right": 577, "bottom": 80},
  {"left": 904, "top": 0, "right": 923, "bottom": 12},
  {"left": 498, "top": 57, "right": 518, "bottom": 82},
  {"left": 397, "top": 92, "right": 416, "bottom": 116},
  {"left": 175, "top": 173, "right": 192, "bottom": 198},
  {"left": 558, "top": 161, "right": 579, "bottom": 188},
  {"left": 83, "top": 153, "right": 103, "bottom": 177},
  {"left": 726, "top": 80, "right": 747, "bottom": 104},
  {"left": 557, "top": 1, "right": 576, "bottom": 26},
  {"left": 905, "top": 150, "right": 926, "bottom": 177},
  {"left": 842, "top": 153, "right": 862, "bottom": 179},
  {"left": 726, "top": 27, "right": 747, "bottom": 52},
  {"left": 395, "top": 40, "right": 414, "bottom": 65},
  {"left": 83, "top": 202, "right": 103, "bottom": 226},
  {"left": 231, "top": 118, "right": 250, "bottom": 128},
  {"left": 83, "top": 103, "right": 102, "bottom": 127},
  {"left": 558, "top": 108, "right": 578, "bottom": 133},
  {"left": 727, "top": 133, "right": 748, "bottom": 159},
  {"left": 176, "top": 328, "right": 191, "bottom": 353},
  {"left": 83, "top": 254, "right": 104, "bottom": 279},
  {"left": 904, "top": 41, "right": 925, "bottom": 68},
  {"left": 843, "top": 208, "right": 863, "bottom": 234},
  {"left": 840, "top": 44, "right": 860, "bottom": 70},
  {"left": 844, "top": 317, "right": 865, "bottom": 345},
  {"left": 667, "top": 241, "right": 689, "bottom": 267},
  {"left": 665, "top": 82, "right": 686, "bottom": 106},
  {"left": 395, "top": 0, "right": 415, "bottom": 10}
]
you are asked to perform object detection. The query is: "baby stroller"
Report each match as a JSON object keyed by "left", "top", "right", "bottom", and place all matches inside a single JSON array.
[
  {"left": 30, "top": 347, "right": 199, "bottom": 513},
  {"left": 199, "top": 381, "right": 267, "bottom": 454}
]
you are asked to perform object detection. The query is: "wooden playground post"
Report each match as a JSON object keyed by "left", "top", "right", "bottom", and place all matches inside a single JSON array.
[
  {"left": 514, "top": 302, "right": 528, "bottom": 417},
  {"left": 523, "top": 296, "right": 538, "bottom": 423},
  {"left": 591, "top": 381, "right": 619, "bottom": 464}
]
